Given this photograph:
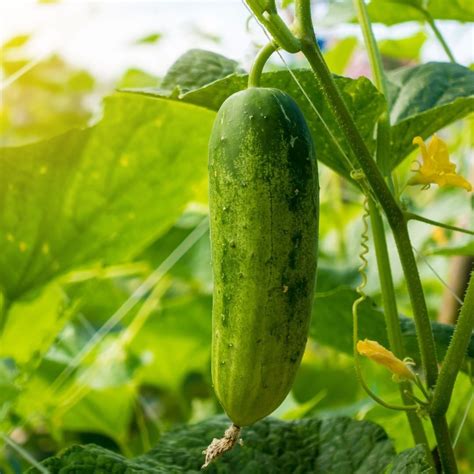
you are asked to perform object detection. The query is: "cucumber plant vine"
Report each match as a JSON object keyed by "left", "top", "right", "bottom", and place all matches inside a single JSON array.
[{"left": 239, "top": 1, "right": 473, "bottom": 472}]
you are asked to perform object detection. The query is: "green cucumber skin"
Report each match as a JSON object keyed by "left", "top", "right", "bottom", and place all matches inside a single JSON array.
[{"left": 208, "top": 87, "right": 319, "bottom": 427}]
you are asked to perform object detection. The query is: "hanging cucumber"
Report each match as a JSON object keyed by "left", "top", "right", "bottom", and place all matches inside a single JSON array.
[{"left": 203, "top": 86, "right": 319, "bottom": 466}]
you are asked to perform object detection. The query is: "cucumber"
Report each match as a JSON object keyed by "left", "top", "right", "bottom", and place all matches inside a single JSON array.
[{"left": 208, "top": 87, "right": 319, "bottom": 428}]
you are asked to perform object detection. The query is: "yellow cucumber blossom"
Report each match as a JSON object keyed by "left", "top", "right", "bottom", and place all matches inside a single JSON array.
[
  {"left": 408, "top": 135, "right": 472, "bottom": 191},
  {"left": 357, "top": 339, "right": 416, "bottom": 382}
]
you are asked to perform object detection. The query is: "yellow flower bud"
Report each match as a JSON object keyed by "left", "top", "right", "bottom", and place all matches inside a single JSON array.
[{"left": 357, "top": 339, "right": 416, "bottom": 382}]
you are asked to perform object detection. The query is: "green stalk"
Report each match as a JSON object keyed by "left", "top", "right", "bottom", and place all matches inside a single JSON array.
[
  {"left": 369, "top": 200, "right": 432, "bottom": 454},
  {"left": 0, "top": 292, "right": 9, "bottom": 334},
  {"left": 245, "top": 0, "right": 301, "bottom": 52},
  {"left": 431, "top": 271, "right": 474, "bottom": 417},
  {"left": 428, "top": 271, "right": 474, "bottom": 473},
  {"left": 248, "top": 42, "right": 277, "bottom": 88},
  {"left": 353, "top": 0, "right": 430, "bottom": 456},
  {"left": 352, "top": 0, "right": 393, "bottom": 180},
  {"left": 353, "top": 0, "right": 387, "bottom": 96},
  {"left": 422, "top": 10, "right": 456, "bottom": 64},
  {"left": 430, "top": 416, "right": 457, "bottom": 473}
]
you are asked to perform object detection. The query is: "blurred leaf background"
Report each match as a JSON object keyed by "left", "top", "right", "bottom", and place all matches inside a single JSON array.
[{"left": 0, "top": 0, "right": 473, "bottom": 472}]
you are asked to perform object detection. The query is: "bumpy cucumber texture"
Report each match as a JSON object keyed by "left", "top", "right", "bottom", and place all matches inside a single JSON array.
[{"left": 208, "top": 87, "right": 319, "bottom": 427}]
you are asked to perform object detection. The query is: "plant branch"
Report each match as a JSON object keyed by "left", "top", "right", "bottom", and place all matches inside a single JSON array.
[
  {"left": 430, "top": 416, "right": 457, "bottom": 474},
  {"left": 431, "top": 271, "right": 474, "bottom": 417},
  {"left": 405, "top": 212, "right": 474, "bottom": 236}
]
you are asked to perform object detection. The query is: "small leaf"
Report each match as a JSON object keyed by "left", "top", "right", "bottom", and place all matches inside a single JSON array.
[
  {"left": 378, "top": 31, "right": 427, "bottom": 61},
  {"left": 0, "top": 34, "right": 31, "bottom": 51},
  {"left": 134, "top": 33, "right": 162, "bottom": 44}
]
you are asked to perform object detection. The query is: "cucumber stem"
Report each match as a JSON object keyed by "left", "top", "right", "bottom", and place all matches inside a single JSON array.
[
  {"left": 248, "top": 41, "right": 277, "bottom": 88},
  {"left": 202, "top": 423, "right": 241, "bottom": 469}
]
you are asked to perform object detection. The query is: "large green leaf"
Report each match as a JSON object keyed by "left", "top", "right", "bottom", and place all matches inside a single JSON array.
[
  {"left": 125, "top": 69, "right": 385, "bottom": 180},
  {"left": 0, "top": 95, "right": 215, "bottom": 300},
  {"left": 323, "top": 0, "right": 474, "bottom": 26},
  {"left": 311, "top": 287, "right": 474, "bottom": 365},
  {"left": 387, "top": 62, "right": 474, "bottom": 170},
  {"left": 367, "top": 0, "right": 474, "bottom": 24},
  {"left": 29, "top": 415, "right": 399, "bottom": 473},
  {"left": 160, "top": 49, "right": 243, "bottom": 94}
]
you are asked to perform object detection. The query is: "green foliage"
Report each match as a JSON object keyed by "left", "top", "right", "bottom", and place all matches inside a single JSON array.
[
  {"left": 387, "top": 445, "right": 432, "bottom": 473},
  {"left": 324, "top": 37, "right": 358, "bottom": 74},
  {"left": 130, "top": 294, "right": 212, "bottom": 391},
  {"left": 160, "top": 49, "right": 243, "bottom": 95},
  {"left": 387, "top": 62, "right": 474, "bottom": 170},
  {"left": 378, "top": 32, "right": 427, "bottom": 61},
  {"left": 116, "top": 68, "right": 159, "bottom": 89},
  {"left": 0, "top": 34, "right": 31, "bottom": 50},
  {"left": 311, "top": 287, "right": 474, "bottom": 367},
  {"left": 0, "top": 95, "right": 214, "bottom": 300},
  {"left": 325, "top": 0, "right": 474, "bottom": 25},
  {"left": 0, "top": 54, "right": 95, "bottom": 146},
  {"left": 367, "top": 0, "right": 474, "bottom": 24},
  {"left": 0, "top": 284, "right": 72, "bottom": 365},
  {"left": 135, "top": 33, "right": 163, "bottom": 44},
  {"left": 126, "top": 68, "right": 385, "bottom": 180},
  {"left": 28, "top": 415, "right": 414, "bottom": 473},
  {"left": 125, "top": 52, "right": 473, "bottom": 181},
  {"left": 1, "top": 2, "right": 473, "bottom": 469},
  {"left": 428, "top": 241, "right": 474, "bottom": 256}
]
